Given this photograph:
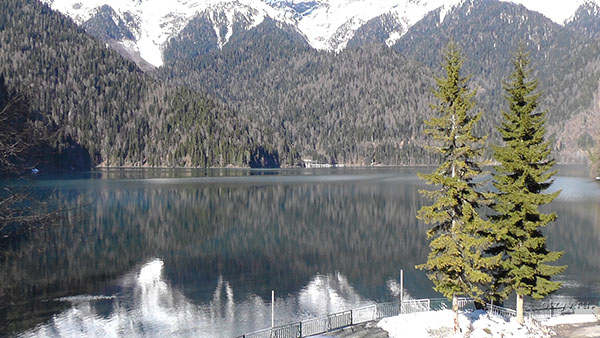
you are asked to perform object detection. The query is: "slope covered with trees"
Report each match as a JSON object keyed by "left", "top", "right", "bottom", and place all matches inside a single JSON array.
[
  {"left": 394, "top": 0, "right": 600, "bottom": 163},
  {"left": 4, "top": 0, "right": 600, "bottom": 168},
  {"left": 0, "top": 0, "right": 280, "bottom": 169},
  {"left": 159, "top": 0, "right": 600, "bottom": 166},
  {"left": 161, "top": 18, "right": 437, "bottom": 166}
]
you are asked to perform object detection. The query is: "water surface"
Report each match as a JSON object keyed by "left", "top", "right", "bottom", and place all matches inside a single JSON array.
[{"left": 1, "top": 166, "right": 598, "bottom": 337}]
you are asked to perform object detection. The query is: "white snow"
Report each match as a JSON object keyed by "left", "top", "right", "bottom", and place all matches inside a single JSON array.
[
  {"left": 42, "top": 0, "right": 292, "bottom": 67},
  {"left": 296, "top": 0, "right": 395, "bottom": 51},
  {"left": 379, "top": 309, "right": 600, "bottom": 338},
  {"left": 41, "top": 0, "right": 600, "bottom": 67},
  {"left": 385, "top": 31, "right": 402, "bottom": 47},
  {"left": 544, "top": 314, "right": 598, "bottom": 326}
]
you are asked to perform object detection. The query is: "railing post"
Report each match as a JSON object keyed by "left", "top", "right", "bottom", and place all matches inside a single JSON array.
[
  {"left": 400, "top": 269, "right": 404, "bottom": 305},
  {"left": 299, "top": 321, "right": 302, "bottom": 338}
]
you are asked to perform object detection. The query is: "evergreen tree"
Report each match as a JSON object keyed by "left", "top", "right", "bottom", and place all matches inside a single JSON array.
[
  {"left": 490, "top": 47, "right": 566, "bottom": 324},
  {"left": 416, "top": 43, "right": 498, "bottom": 332}
]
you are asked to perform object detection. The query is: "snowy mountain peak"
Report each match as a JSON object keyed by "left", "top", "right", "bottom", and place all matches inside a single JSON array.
[{"left": 42, "top": 0, "right": 598, "bottom": 68}]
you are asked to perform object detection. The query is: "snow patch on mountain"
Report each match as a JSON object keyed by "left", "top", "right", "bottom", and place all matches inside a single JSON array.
[
  {"left": 41, "top": 0, "right": 598, "bottom": 68},
  {"left": 43, "top": 0, "right": 205, "bottom": 66},
  {"left": 294, "top": 0, "right": 396, "bottom": 51},
  {"left": 42, "top": 0, "right": 294, "bottom": 67}
]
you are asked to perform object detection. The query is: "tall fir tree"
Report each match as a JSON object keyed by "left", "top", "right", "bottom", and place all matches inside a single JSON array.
[
  {"left": 490, "top": 47, "right": 566, "bottom": 324},
  {"left": 416, "top": 43, "right": 499, "bottom": 332}
]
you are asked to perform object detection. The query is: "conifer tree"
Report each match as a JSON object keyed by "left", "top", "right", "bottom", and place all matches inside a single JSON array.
[
  {"left": 490, "top": 47, "right": 566, "bottom": 324},
  {"left": 416, "top": 43, "right": 498, "bottom": 332}
]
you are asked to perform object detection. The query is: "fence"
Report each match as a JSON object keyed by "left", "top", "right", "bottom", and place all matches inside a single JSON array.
[
  {"left": 488, "top": 300, "right": 600, "bottom": 321},
  {"left": 237, "top": 298, "right": 472, "bottom": 338},
  {"left": 488, "top": 303, "right": 517, "bottom": 319}
]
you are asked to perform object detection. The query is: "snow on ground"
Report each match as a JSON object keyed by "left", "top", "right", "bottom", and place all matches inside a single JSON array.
[
  {"left": 543, "top": 314, "right": 598, "bottom": 326},
  {"left": 377, "top": 309, "right": 600, "bottom": 338}
]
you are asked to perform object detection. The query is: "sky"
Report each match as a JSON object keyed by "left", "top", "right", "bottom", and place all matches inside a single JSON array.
[{"left": 501, "top": 0, "right": 591, "bottom": 24}]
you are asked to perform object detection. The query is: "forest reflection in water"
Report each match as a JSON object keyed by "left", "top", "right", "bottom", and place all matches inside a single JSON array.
[{"left": 0, "top": 166, "right": 599, "bottom": 336}]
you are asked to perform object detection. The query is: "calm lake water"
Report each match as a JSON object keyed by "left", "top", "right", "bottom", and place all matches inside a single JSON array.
[{"left": 1, "top": 166, "right": 599, "bottom": 337}]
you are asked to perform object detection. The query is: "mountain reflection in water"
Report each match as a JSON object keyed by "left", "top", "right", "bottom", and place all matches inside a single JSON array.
[{"left": 20, "top": 259, "right": 374, "bottom": 337}]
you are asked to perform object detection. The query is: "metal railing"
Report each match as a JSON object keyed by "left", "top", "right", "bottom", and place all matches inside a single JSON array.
[
  {"left": 237, "top": 298, "right": 473, "bottom": 338},
  {"left": 488, "top": 301, "right": 600, "bottom": 321},
  {"left": 488, "top": 303, "right": 517, "bottom": 319}
]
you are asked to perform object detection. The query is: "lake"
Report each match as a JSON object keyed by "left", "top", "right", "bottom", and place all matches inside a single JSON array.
[{"left": 1, "top": 166, "right": 599, "bottom": 337}]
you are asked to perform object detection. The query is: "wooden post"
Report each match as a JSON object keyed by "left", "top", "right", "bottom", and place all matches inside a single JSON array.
[
  {"left": 452, "top": 294, "right": 459, "bottom": 333},
  {"left": 516, "top": 293, "right": 524, "bottom": 324},
  {"left": 271, "top": 290, "right": 275, "bottom": 328}
]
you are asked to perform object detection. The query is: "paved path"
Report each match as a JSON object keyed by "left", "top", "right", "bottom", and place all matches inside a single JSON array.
[{"left": 551, "top": 322, "right": 600, "bottom": 338}]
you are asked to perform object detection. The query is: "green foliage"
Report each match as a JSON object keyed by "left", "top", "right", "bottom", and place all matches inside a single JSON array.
[
  {"left": 489, "top": 48, "right": 566, "bottom": 301},
  {"left": 416, "top": 43, "right": 498, "bottom": 302}
]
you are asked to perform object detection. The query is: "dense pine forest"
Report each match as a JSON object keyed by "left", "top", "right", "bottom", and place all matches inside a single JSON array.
[
  {"left": 0, "top": 0, "right": 282, "bottom": 169},
  {"left": 158, "top": 0, "right": 600, "bottom": 167}
]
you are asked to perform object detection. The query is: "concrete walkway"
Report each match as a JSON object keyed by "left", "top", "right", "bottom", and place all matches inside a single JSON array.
[{"left": 551, "top": 322, "right": 600, "bottom": 338}]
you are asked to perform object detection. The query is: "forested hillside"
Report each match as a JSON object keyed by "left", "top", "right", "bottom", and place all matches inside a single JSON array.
[
  {"left": 158, "top": 0, "right": 600, "bottom": 165},
  {"left": 0, "top": 0, "right": 281, "bottom": 169},
  {"left": 394, "top": 0, "right": 600, "bottom": 162},
  {"left": 3, "top": 0, "right": 600, "bottom": 168},
  {"left": 162, "top": 18, "right": 437, "bottom": 165}
]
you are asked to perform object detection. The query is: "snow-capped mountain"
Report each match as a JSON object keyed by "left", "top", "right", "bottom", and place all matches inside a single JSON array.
[
  {"left": 42, "top": 0, "right": 297, "bottom": 67},
  {"left": 42, "top": 0, "right": 600, "bottom": 68}
]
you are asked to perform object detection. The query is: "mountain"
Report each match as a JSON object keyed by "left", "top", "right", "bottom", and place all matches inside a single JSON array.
[
  {"left": 0, "top": 0, "right": 284, "bottom": 169},
  {"left": 37, "top": 0, "right": 461, "bottom": 68},
  {"left": 160, "top": 0, "right": 600, "bottom": 164},
  {"left": 566, "top": 0, "right": 600, "bottom": 38},
  {"left": 9, "top": 0, "right": 600, "bottom": 167},
  {"left": 392, "top": 0, "right": 600, "bottom": 163},
  {"left": 42, "top": 0, "right": 600, "bottom": 69}
]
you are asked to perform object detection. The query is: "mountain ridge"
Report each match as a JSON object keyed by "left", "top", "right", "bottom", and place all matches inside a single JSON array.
[
  {"left": 7, "top": 0, "right": 600, "bottom": 167},
  {"left": 42, "top": 0, "right": 595, "bottom": 68}
]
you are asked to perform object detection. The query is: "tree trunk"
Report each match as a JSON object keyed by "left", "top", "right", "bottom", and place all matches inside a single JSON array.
[
  {"left": 516, "top": 293, "right": 524, "bottom": 324},
  {"left": 453, "top": 294, "right": 460, "bottom": 333}
]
